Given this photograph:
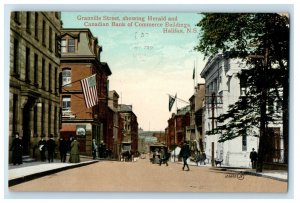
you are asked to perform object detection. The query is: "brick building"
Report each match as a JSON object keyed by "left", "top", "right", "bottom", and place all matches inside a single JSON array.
[
  {"left": 118, "top": 104, "right": 138, "bottom": 153},
  {"left": 166, "top": 105, "right": 190, "bottom": 149},
  {"left": 59, "top": 28, "right": 111, "bottom": 156},
  {"left": 9, "top": 12, "right": 61, "bottom": 162}
]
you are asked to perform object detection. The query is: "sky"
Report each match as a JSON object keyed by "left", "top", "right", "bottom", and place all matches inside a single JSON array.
[{"left": 62, "top": 12, "right": 206, "bottom": 131}]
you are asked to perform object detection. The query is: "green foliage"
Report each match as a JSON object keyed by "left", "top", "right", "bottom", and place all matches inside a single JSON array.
[{"left": 196, "top": 13, "right": 289, "bottom": 143}]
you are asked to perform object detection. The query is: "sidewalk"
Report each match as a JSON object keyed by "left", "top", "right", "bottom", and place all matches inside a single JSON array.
[
  {"left": 8, "top": 155, "right": 98, "bottom": 186},
  {"left": 172, "top": 159, "right": 288, "bottom": 182}
]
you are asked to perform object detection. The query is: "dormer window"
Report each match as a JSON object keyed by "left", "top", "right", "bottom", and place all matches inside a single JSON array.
[{"left": 61, "top": 38, "right": 76, "bottom": 53}]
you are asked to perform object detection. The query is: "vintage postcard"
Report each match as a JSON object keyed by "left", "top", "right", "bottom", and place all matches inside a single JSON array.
[{"left": 6, "top": 8, "right": 290, "bottom": 196}]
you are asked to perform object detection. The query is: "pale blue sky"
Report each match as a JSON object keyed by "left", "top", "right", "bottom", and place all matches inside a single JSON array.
[{"left": 62, "top": 12, "right": 206, "bottom": 131}]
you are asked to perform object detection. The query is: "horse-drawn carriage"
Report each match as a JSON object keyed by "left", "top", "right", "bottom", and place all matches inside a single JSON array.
[{"left": 149, "top": 144, "right": 170, "bottom": 164}]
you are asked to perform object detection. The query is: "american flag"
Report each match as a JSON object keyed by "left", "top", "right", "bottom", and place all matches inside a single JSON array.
[{"left": 80, "top": 74, "right": 98, "bottom": 108}]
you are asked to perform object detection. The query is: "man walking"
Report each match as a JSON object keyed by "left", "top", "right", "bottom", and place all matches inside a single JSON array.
[
  {"left": 250, "top": 148, "right": 258, "bottom": 169},
  {"left": 46, "top": 134, "right": 56, "bottom": 163},
  {"left": 179, "top": 141, "right": 191, "bottom": 171}
]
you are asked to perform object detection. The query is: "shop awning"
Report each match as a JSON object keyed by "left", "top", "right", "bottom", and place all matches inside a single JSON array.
[{"left": 60, "top": 125, "right": 76, "bottom": 132}]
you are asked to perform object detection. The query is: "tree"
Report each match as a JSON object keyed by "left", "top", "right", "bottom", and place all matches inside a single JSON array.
[{"left": 195, "top": 13, "right": 289, "bottom": 172}]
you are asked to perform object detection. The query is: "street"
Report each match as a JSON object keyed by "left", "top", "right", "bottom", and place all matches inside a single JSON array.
[{"left": 9, "top": 157, "right": 287, "bottom": 192}]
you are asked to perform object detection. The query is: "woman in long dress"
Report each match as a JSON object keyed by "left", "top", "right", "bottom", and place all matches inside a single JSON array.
[{"left": 69, "top": 137, "right": 80, "bottom": 163}]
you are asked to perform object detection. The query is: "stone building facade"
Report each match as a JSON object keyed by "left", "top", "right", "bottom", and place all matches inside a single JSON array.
[
  {"left": 59, "top": 28, "right": 111, "bottom": 156},
  {"left": 9, "top": 12, "right": 61, "bottom": 161},
  {"left": 200, "top": 54, "right": 259, "bottom": 167}
]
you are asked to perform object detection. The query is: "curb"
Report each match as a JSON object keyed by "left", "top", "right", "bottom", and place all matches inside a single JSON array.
[
  {"left": 9, "top": 160, "right": 98, "bottom": 187},
  {"left": 211, "top": 167, "right": 288, "bottom": 182}
]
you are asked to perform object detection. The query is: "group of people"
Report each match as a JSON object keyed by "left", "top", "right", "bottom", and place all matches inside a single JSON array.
[
  {"left": 38, "top": 135, "right": 80, "bottom": 163},
  {"left": 10, "top": 132, "right": 81, "bottom": 165}
]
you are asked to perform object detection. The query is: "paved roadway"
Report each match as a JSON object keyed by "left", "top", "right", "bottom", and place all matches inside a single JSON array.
[{"left": 9, "top": 157, "right": 287, "bottom": 192}]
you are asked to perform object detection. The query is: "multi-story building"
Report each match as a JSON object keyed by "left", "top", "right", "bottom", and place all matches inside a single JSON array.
[
  {"left": 200, "top": 54, "right": 260, "bottom": 167},
  {"left": 187, "top": 83, "right": 205, "bottom": 152},
  {"left": 108, "top": 90, "right": 119, "bottom": 159},
  {"left": 118, "top": 104, "right": 138, "bottom": 153},
  {"left": 9, "top": 12, "right": 61, "bottom": 161},
  {"left": 59, "top": 28, "right": 112, "bottom": 156},
  {"left": 166, "top": 105, "right": 190, "bottom": 149}
]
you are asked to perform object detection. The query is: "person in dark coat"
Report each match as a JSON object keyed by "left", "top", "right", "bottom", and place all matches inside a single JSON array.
[
  {"left": 46, "top": 134, "right": 56, "bottom": 163},
  {"left": 179, "top": 141, "right": 191, "bottom": 171},
  {"left": 38, "top": 137, "right": 46, "bottom": 161},
  {"left": 59, "top": 137, "right": 68, "bottom": 162},
  {"left": 10, "top": 132, "right": 23, "bottom": 165},
  {"left": 250, "top": 148, "right": 258, "bottom": 169},
  {"left": 159, "top": 147, "right": 169, "bottom": 166}
]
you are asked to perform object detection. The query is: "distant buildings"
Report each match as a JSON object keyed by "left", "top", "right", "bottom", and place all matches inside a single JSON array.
[
  {"left": 108, "top": 90, "right": 120, "bottom": 159},
  {"left": 118, "top": 104, "right": 139, "bottom": 153},
  {"left": 166, "top": 105, "right": 190, "bottom": 149}
]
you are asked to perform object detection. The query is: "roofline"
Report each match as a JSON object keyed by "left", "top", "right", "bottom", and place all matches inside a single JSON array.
[{"left": 200, "top": 53, "right": 223, "bottom": 77}]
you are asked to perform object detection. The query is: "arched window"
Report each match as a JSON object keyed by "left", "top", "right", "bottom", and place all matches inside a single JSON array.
[{"left": 62, "top": 68, "right": 71, "bottom": 87}]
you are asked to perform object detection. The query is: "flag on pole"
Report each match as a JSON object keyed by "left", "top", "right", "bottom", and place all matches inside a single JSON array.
[
  {"left": 81, "top": 74, "right": 98, "bottom": 108},
  {"left": 169, "top": 93, "right": 177, "bottom": 112}
]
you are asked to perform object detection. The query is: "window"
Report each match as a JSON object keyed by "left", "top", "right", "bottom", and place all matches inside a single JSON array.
[
  {"left": 48, "top": 63, "right": 52, "bottom": 92},
  {"left": 62, "top": 68, "right": 71, "bottom": 86},
  {"left": 68, "top": 39, "right": 75, "bottom": 52},
  {"left": 13, "top": 12, "right": 20, "bottom": 24},
  {"left": 55, "top": 67, "right": 58, "bottom": 94},
  {"left": 13, "top": 39, "right": 19, "bottom": 76},
  {"left": 61, "top": 39, "right": 67, "bottom": 53},
  {"left": 34, "top": 53, "right": 38, "bottom": 86},
  {"left": 61, "top": 38, "right": 75, "bottom": 53},
  {"left": 41, "top": 58, "right": 45, "bottom": 89},
  {"left": 35, "top": 12, "right": 38, "bottom": 39},
  {"left": 49, "top": 26, "right": 52, "bottom": 52},
  {"left": 42, "top": 20, "right": 46, "bottom": 46},
  {"left": 25, "top": 47, "right": 30, "bottom": 83},
  {"left": 62, "top": 96, "right": 71, "bottom": 112},
  {"left": 26, "top": 12, "right": 31, "bottom": 34}
]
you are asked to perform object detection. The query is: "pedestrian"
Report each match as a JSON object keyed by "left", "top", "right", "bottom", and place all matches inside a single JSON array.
[
  {"left": 59, "top": 137, "right": 68, "bottom": 162},
  {"left": 38, "top": 136, "right": 46, "bottom": 161},
  {"left": 159, "top": 147, "right": 169, "bottom": 166},
  {"left": 69, "top": 137, "right": 80, "bottom": 163},
  {"left": 92, "top": 138, "right": 98, "bottom": 159},
  {"left": 46, "top": 134, "right": 56, "bottom": 163},
  {"left": 250, "top": 148, "right": 258, "bottom": 169},
  {"left": 179, "top": 141, "right": 191, "bottom": 171},
  {"left": 10, "top": 132, "right": 23, "bottom": 165}
]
